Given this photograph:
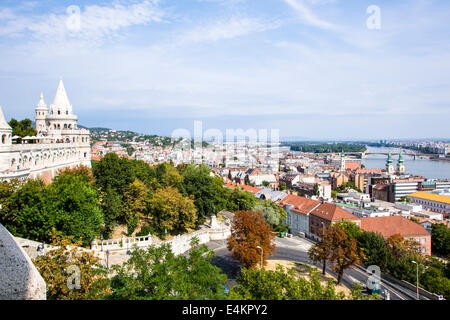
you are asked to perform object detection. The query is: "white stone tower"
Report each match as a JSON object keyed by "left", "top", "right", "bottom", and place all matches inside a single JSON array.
[
  {"left": 386, "top": 152, "right": 394, "bottom": 175},
  {"left": 0, "top": 106, "right": 12, "bottom": 146},
  {"left": 47, "top": 79, "right": 78, "bottom": 131},
  {"left": 35, "top": 93, "right": 48, "bottom": 134},
  {"left": 397, "top": 150, "right": 405, "bottom": 174},
  {"left": 340, "top": 150, "right": 346, "bottom": 171}
]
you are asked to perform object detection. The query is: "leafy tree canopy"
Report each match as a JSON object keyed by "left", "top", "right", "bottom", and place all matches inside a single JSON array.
[{"left": 109, "top": 238, "right": 227, "bottom": 300}]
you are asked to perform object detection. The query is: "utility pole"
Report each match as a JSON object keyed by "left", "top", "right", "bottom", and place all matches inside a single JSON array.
[{"left": 411, "top": 260, "right": 419, "bottom": 300}]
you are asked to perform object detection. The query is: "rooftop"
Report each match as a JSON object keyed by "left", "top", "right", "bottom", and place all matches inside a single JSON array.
[
  {"left": 360, "top": 215, "right": 430, "bottom": 238},
  {"left": 311, "top": 202, "right": 360, "bottom": 221},
  {"left": 408, "top": 191, "right": 450, "bottom": 204},
  {"left": 278, "top": 194, "right": 320, "bottom": 215}
]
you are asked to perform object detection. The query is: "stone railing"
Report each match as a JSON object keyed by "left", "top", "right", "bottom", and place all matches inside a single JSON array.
[
  {"left": 90, "top": 234, "right": 154, "bottom": 252},
  {"left": 90, "top": 223, "right": 231, "bottom": 255}
]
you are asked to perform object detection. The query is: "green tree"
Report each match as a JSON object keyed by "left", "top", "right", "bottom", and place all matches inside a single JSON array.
[
  {"left": 335, "top": 221, "right": 362, "bottom": 240},
  {"left": 262, "top": 181, "right": 270, "bottom": 187},
  {"left": 154, "top": 162, "right": 183, "bottom": 190},
  {"left": 279, "top": 181, "right": 287, "bottom": 191},
  {"left": 400, "top": 196, "right": 411, "bottom": 203},
  {"left": 45, "top": 174, "right": 104, "bottom": 246},
  {"left": 252, "top": 200, "right": 286, "bottom": 228},
  {"left": 148, "top": 186, "right": 197, "bottom": 235},
  {"left": 8, "top": 118, "right": 37, "bottom": 140},
  {"left": 431, "top": 223, "right": 450, "bottom": 257},
  {"left": 226, "top": 187, "right": 258, "bottom": 212},
  {"left": 181, "top": 164, "right": 227, "bottom": 224},
  {"left": 231, "top": 265, "right": 377, "bottom": 300},
  {"left": 130, "top": 160, "right": 157, "bottom": 188},
  {"left": 122, "top": 179, "right": 150, "bottom": 236},
  {"left": 356, "top": 231, "right": 392, "bottom": 271},
  {"left": 57, "top": 165, "right": 95, "bottom": 185},
  {"left": 109, "top": 238, "right": 227, "bottom": 300},
  {"left": 93, "top": 153, "right": 136, "bottom": 194},
  {"left": 313, "top": 184, "right": 320, "bottom": 197},
  {"left": 101, "top": 186, "right": 123, "bottom": 238},
  {"left": 0, "top": 179, "right": 50, "bottom": 242}
]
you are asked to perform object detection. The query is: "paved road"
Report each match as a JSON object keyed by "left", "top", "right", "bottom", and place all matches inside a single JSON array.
[{"left": 207, "top": 237, "right": 416, "bottom": 300}]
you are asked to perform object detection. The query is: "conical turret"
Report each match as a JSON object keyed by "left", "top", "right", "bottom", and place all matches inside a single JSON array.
[
  {"left": 36, "top": 92, "right": 47, "bottom": 110},
  {"left": 50, "top": 79, "right": 72, "bottom": 115},
  {"left": 0, "top": 105, "right": 11, "bottom": 130}
]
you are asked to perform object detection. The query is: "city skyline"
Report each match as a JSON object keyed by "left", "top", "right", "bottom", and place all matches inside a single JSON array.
[{"left": 0, "top": 0, "right": 449, "bottom": 139}]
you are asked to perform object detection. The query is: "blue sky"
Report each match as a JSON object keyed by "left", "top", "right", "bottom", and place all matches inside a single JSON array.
[{"left": 0, "top": 0, "right": 449, "bottom": 140}]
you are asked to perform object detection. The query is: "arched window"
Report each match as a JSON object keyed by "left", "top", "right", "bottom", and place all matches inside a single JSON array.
[{"left": 2, "top": 134, "right": 6, "bottom": 144}]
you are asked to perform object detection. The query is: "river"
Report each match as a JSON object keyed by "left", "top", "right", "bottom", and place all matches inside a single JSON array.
[{"left": 362, "top": 146, "right": 450, "bottom": 180}]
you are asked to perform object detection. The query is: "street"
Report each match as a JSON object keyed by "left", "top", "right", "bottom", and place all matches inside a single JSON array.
[{"left": 207, "top": 236, "right": 418, "bottom": 300}]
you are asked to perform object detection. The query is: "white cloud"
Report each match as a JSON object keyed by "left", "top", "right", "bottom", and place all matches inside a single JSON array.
[
  {"left": 178, "top": 16, "right": 281, "bottom": 44},
  {"left": 283, "top": 0, "right": 336, "bottom": 30},
  {"left": 0, "top": 0, "right": 164, "bottom": 43}
]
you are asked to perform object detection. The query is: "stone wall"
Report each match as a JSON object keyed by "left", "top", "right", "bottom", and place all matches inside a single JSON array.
[
  {"left": 90, "top": 221, "right": 231, "bottom": 255},
  {"left": 0, "top": 224, "right": 46, "bottom": 300}
]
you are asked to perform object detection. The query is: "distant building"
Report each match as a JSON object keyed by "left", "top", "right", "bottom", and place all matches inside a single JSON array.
[
  {"left": 279, "top": 195, "right": 321, "bottom": 237},
  {"left": 386, "top": 152, "right": 395, "bottom": 175},
  {"left": 408, "top": 191, "right": 450, "bottom": 218},
  {"left": 360, "top": 216, "right": 431, "bottom": 255},
  {"left": 0, "top": 80, "right": 91, "bottom": 183},
  {"left": 308, "top": 202, "right": 361, "bottom": 241}
]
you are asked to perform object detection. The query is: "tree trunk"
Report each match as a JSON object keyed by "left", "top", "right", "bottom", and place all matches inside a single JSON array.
[
  {"left": 337, "top": 270, "right": 343, "bottom": 284},
  {"left": 322, "top": 260, "right": 326, "bottom": 275}
]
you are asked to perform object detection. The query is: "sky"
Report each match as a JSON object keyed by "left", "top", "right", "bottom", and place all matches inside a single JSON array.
[{"left": 0, "top": 0, "right": 449, "bottom": 140}]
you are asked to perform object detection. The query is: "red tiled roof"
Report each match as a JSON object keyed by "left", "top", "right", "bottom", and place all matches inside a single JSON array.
[
  {"left": 310, "top": 202, "right": 360, "bottom": 222},
  {"left": 360, "top": 216, "right": 430, "bottom": 238},
  {"left": 224, "top": 182, "right": 262, "bottom": 194},
  {"left": 345, "top": 162, "right": 360, "bottom": 171},
  {"left": 278, "top": 195, "right": 320, "bottom": 215},
  {"left": 355, "top": 168, "right": 385, "bottom": 174}
]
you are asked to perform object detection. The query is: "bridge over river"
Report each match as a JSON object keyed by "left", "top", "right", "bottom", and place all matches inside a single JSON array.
[{"left": 311, "top": 151, "right": 434, "bottom": 160}]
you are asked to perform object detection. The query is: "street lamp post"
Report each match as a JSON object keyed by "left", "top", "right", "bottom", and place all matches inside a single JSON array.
[
  {"left": 256, "top": 246, "right": 263, "bottom": 268},
  {"left": 106, "top": 249, "right": 110, "bottom": 270},
  {"left": 411, "top": 260, "right": 419, "bottom": 300},
  {"left": 100, "top": 233, "right": 103, "bottom": 252}
]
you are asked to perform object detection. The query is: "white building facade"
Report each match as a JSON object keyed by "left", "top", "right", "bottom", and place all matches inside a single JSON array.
[{"left": 0, "top": 80, "right": 91, "bottom": 183}]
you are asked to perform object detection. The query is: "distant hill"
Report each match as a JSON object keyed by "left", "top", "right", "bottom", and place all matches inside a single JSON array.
[{"left": 76, "top": 125, "right": 112, "bottom": 131}]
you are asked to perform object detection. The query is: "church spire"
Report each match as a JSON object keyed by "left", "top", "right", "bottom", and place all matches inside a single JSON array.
[
  {"left": 387, "top": 152, "right": 393, "bottom": 164},
  {"left": 398, "top": 150, "right": 404, "bottom": 164},
  {"left": 51, "top": 79, "right": 72, "bottom": 115},
  {"left": 36, "top": 92, "right": 47, "bottom": 110}
]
